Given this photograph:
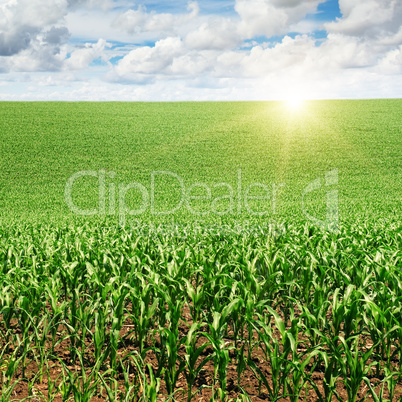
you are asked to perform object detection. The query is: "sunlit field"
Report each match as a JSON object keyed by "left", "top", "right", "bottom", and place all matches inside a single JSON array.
[
  {"left": 0, "top": 100, "right": 400, "bottom": 225},
  {"left": 0, "top": 100, "right": 401, "bottom": 401}
]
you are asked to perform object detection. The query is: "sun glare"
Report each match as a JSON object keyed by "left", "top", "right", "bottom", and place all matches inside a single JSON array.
[
  {"left": 282, "top": 91, "right": 306, "bottom": 111},
  {"left": 286, "top": 98, "right": 304, "bottom": 110}
]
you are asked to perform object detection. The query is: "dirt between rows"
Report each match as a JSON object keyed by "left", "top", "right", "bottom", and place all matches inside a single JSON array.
[{"left": 3, "top": 303, "right": 402, "bottom": 401}]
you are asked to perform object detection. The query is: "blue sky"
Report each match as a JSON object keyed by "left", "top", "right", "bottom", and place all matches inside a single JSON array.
[{"left": 0, "top": 0, "right": 401, "bottom": 100}]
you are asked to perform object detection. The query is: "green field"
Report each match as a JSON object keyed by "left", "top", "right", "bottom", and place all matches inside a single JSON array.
[
  {"left": 0, "top": 101, "right": 401, "bottom": 401},
  {"left": 0, "top": 100, "right": 401, "bottom": 225}
]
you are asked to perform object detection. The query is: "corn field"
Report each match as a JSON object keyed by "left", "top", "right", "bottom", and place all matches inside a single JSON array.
[{"left": 0, "top": 221, "right": 401, "bottom": 401}]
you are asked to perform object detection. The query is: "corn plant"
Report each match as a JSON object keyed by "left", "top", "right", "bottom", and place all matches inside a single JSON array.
[
  {"left": 127, "top": 279, "right": 158, "bottom": 358},
  {"left": 156, "top": 298, "right": 186, "bottom": 396},
  {"left": 248, "top": 307, "right": 299, "bottom": 401},
  {"left": 183, "top": 322, "right": 212, "bottom": 402},
  {"left": 0, "top": 221, "right": 400, "bottom": 401},
  {"left": 336, "top": 335, "right": 379, "bottom": 402},
  {"left": 58, "top": 352, "right": 102, "bottom": 402},
  {"left": 130, "top": 353, "right": 161, "bottom": 402},
  {"left": 108, "top": 283, "right": 129, "bottom": 372},
  {"left": 202, "top": 299, "right": 241, "bottom": 398}
]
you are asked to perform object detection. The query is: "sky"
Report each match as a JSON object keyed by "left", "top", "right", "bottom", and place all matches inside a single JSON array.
[{"left": 0, "top": 0, "right": 401, "bottom": 101}]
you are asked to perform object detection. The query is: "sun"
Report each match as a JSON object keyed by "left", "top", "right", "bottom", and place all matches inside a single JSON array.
[
  {"left": 282, "top": 91, "right": 306, "bottom": 111},
  {"left": 286, "top": 98, "right": 304, "bottom": 110}
]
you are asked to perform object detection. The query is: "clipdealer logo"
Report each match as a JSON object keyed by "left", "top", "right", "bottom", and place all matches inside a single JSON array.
[
  {"left": 64, "top": 169, "right": 286, "bottom": 226},
  {"left": 65, "top": 168, "right": 339, "bottom": 231},
  {"left": 301, "top": 169, "right": 339, "bottom": 233}
]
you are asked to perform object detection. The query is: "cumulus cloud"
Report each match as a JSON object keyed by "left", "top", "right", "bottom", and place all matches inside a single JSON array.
[
  {"left": 0, "top": 29, "right": 32, "bottom": 57},
  {"left": 376, "top": 45, "right": 402, "bottom": 74},
  {"left": 0, "top": 0, "right": 113, "bottom": 72},
  {"left": 0, "top": 0, "right": 68, "bottom": 56},
  {"left": 112, "top": 37, "right": 185, "bottom": 82},
  {"left": 185, "top": 18, "right": 241, "bottom": 50},
  {"left": 325, "top": 0, "right": 402, "bottom": 40},
  {"left": 235, "top": 0, "right": 323, "bottom": 38},
  {"left": 0, "top": 0, "right": 401, "bottom": 99},
  {"left": 67, "top": 0, "right": 113, "bottom": 10},
  {"left": 43, "top": 27, "right": 70, "bottom": 45},
  {"left": 0, "top": 41, "right": 67, "bottom": 72},
  {"left": 270, "top": 0, "right": 320, "bottom": 7},
  {"left": 112, "top": 1, "right": 199, "bottom": 35},
  {"left": 65, "top": 39, "right": 110, "bottom": 70},
  {"left": 112, "top": 0, "right": 324, "bottom": 49},
  {"left": 318, "top": 0, "right": 402, "bottom": 84},
  {"left": 108, "top": 20, "right": 402, "bottom": 93}
]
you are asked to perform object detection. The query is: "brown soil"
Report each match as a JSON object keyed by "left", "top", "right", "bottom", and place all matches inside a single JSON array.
[{"left": 2, "top": 303, "right": 402, "bottom": 401}]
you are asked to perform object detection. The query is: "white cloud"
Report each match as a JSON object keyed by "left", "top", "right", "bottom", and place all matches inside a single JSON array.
[
  {"left": 235, "top": 0, "right": 323, "bottom": 38},
  {"left": 0, "top": 0, "right": 68, "bottom": 30},
  {"left": 65, "top": 39, "right": 110, "bottom": 70},
  {"left": 112, "top": 37, "right": 185, "bottom": 80},
  {"left": 113, "top": 6, "right": 175, "bottom": 34},
  {"left": 325, "top": 0, "right": 402, "bottom": 39},
  {"left": 109, "top": 31, "right": 394, "bottom": 86},
  {"left": 0, "top": 0, "right": 401, "bottom": 100},
  {"left": 376, "top": 45, "right": 402, "bottom": 74},
  {"left": 2, "top": 65, "right": 401, "bottom": 101},
  {"left": 67, "top": 0, "right": 113, "bottom": 11},
  {"left": 270, "top": 0, "right": 320, "bottom": 7},
  {"left": 112, "top": 1, "right": 199, "bottom": 35},
  {"left": 185, "top": 18, "right": 241, "bottom": 50},
  {"left": 318, "top": 34, "right": 376, "bottom": 69},
  {"left": 0, "top": 0, "right": 115, "bottom": 74},
  {"left": 65, "top": 9, "right": 127, "bottom": 43},
  {"left": 112, "top": 0, "right": 323, "bottom": 49},
  {"left": 0, "top": 0, "right": 68, "bottom": 56},
  {"left": 0, "top": 40, "right": 67, "bottom": 72}
]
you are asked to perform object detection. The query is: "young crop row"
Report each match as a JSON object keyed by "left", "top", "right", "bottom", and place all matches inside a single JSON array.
[{"left": 0, "top": 221, "right": 401, "bottom": 401}]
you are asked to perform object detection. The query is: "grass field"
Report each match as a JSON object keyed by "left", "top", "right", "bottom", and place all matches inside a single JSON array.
[
  {"left": 0, "top": 100, "right": 401, "bottom": 401},
  {"left": 0, "top": 100, "right": 401, "bottom": 224}
]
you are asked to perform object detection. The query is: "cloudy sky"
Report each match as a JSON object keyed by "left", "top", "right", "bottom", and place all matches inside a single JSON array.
[{"left": 0, "top": 0, "right": 401, "bottom": 100}]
